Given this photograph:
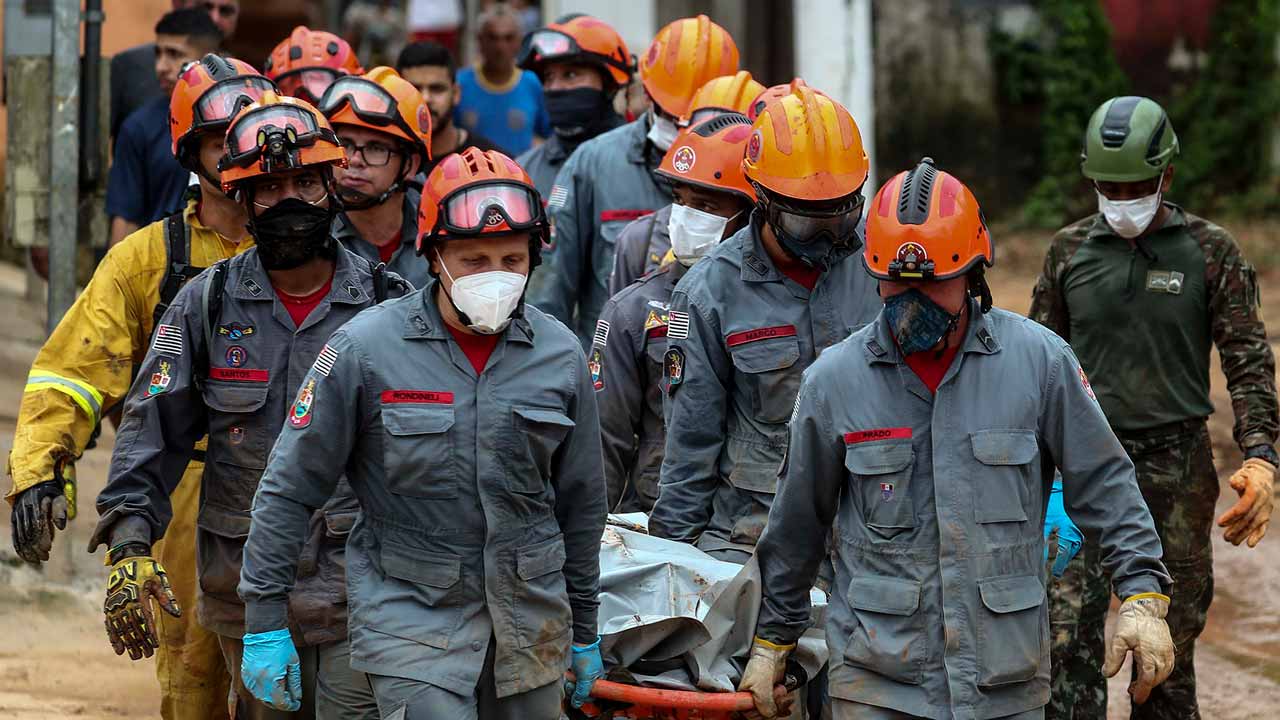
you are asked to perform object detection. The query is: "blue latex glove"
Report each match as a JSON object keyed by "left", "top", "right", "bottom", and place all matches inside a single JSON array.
[
  {"left": 567, "top": 638, "right": 604, "bottom": 708},
  {"left": 241, "top": 628, "right": 302, "bottom": 711},
  {"left": 1044, "top": 478, "right": 1083, "bottom": 578}
]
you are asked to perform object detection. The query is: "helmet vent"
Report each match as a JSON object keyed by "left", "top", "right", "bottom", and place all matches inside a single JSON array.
[
  {"left": 1145, "top": 115, "right": 1168, "bottom": 165},
  {"left": 692, "top": 112, "right": 749, "bottom": 137},
  {"left": 1100, "top": 96, "right": 1141, "bottom": 149},
  {"left": 897, "top": 158, "right": 937, "bottom": 226}
]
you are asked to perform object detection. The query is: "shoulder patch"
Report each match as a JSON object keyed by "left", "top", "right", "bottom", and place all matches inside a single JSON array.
[
  {"left": 667, "top": 310, "right": 690, "bottom": 340},
  {"left": 588, "top": 347, "right": 605, "bottom": 391},
  {"left": 288, "top": 378, "right": 316, "bottom": 428},
  {"left": 145, "top": 361, "right": 173, "bottom": 397},
  {"left": 313, "top": 344, "right": 339, "bottom": 377},
  {"left": 663, "top": 346, "right": 685, "bottom": 394},
  {"left": 592, "top": 319, "right": 610, "bottom": 347},
  {"left": 548, "top": 185, "right": 569, "bottom": 209}
]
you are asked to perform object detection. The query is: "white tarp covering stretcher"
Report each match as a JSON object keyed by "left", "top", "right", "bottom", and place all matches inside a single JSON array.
[{"left": 596, "top": 514, "right": 829, "bottom": 693}]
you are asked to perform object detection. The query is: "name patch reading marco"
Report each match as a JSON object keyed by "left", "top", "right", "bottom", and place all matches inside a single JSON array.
[
  {"left": 726, "top": 325, "right": 797, "bottom": 347},
  {"left": 380, "top": 390, "right": 455, "bottom": 404},
  {"left": 843, "top": 428, "right": 913, "bottom": 444}
]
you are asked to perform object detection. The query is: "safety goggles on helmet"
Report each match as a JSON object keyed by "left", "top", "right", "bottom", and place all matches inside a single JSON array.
[
  {"left": 434, "top": 181, "right": 545, "bottom": 236},
  {"left": 684, "top": 107, "right": 726, "bottom": 127},
  {"left": 765, "top": 189, "right": 865, "bottom": 248},
  {"left": 193, "top": 75, "right": 277, "bottom": 131},
  {"left": 518, "top": 29, "right": 630, "bottom": 77},
  {"left": 223, "top": 104, "right": 339, "bottom": 170},
  {"left": 275, "top": 68, "right": 343, "bottom": 105},
  {"left": 320, "top": 76, "right": 398, "bottom": 122}
]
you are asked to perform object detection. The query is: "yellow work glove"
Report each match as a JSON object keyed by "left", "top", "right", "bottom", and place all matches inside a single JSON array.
[
  {"left": 738, "top": 637, "right": 793, "bottom": 719},
  {"left": 103, "top": 551, "right": 182, "bottom": 661},
  {"left": 1102, "top": 593, "right": 1174, "bottom": 704},
  {"left": 1217, "top": 457, "right": 1274, "bottom": 547}
]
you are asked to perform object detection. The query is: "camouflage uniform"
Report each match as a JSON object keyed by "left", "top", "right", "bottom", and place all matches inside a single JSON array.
[{"left": 1030, "top": 206, "right": 1278, "bottom": 720}]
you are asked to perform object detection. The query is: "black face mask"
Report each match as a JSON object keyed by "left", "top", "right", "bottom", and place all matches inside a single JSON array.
[
  {"left": 545, "top": 87, "right": 616, "bottom": 142},
  {"left": 248, "top": 198, "right": 337, "bottom": 270}
]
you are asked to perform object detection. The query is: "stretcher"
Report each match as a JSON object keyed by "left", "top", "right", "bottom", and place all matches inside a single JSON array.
[{"left": 563, "top": 515, "right": 826, "bottom": 719}]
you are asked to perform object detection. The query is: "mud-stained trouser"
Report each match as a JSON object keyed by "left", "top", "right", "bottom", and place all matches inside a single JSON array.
[
  {"left": 833, "top": 700, "right": 1045, "bottom": 719},
  {"left": 1048, "top": 420, "right": 1216, "bottom": 720},
  {"left": 367, "top": 636, "right": 563, "bottom": 720},
  {"left": 153, "top": 461, "right": 233, "bottom": 720},
  {"left": 218, "top": 635, "right": 378, "bottom": 720}
]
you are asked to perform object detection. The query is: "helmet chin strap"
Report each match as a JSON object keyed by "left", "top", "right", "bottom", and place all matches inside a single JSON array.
[{"left": 341, "top": 154, "right": 411, "bottom": 211}]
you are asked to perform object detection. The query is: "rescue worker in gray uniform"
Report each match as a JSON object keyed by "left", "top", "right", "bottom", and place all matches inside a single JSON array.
[
  {"left": 741, "top": 159, "right": 1175, "bottom": 720},
  {"left": 237, "top": 148, "right": 607, "bottom": 718},
  {"left": 514, "top": 15, "right": 631, "bottom": 200},
  {"left": 608, "top": 71, "right": 768, "bottom": 296},
  {"left": 530, "top": 15, "right": 738, "bottom": 345},
  {"left": 90, "top": 91, "right": 407, "bottom": 719},
  {"left": 322, "top": 66, "right": 434, "bottom": 288},
  {"left": 649, "top": 85, "right": 881, "bottom": 563},
  {"left": 593, "top": 114, "right": 755, "bottom": 512}
]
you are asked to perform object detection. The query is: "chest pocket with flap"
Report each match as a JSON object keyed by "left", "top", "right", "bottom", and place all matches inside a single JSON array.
[
  {"left": 510, "top": 406, "right": 575, "bottom": 493},
  {"left": 382, "top": 404, "right": 457, "bottom": 499},
  {"left": 844, "top": 440, "right": 916, "bottom": 539},
  {"left": 729, "top": 333, "right": 801, "bottom": 424},
  {"left": 203, "top": 380, "right": 271, "bottom": 470},
  {"left": 970, "top": 429, "right": 1038, "bottom": 524}
]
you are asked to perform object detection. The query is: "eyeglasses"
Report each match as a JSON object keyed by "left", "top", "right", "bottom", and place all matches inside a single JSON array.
[
  {"left": 275, "top": 68, "right": 342, "bottom": 105},
  {"left": 203, "top": 1, "right": 238, "bottom": 18},
  {"left": 339, "top": 139, "right": 400, "bottom": 167},
  {"left": 248, "top": 170, "right": 328, "bottom": 207},
  {"left": 433, "top": 181, "right": 545, "bottom": 236}
]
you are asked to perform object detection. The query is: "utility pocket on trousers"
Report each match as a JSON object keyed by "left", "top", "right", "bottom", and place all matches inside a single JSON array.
[
  {"left": 970, "top": 429, "right": 1037, "bottom": 524},
  {"left": 843, "top": 574, "right": 925, "bottom": 685},
  {"left": 844, "top": 441, "right": 915, "bottom": 539},
  {"left": 976, "top": 574, "right": 1046, "bottom": 687},
  {"left": 382, "top": 405, "right": 457, "bottom": 499},
  {"left": 195, "top": 503, "right": 251, "bottom": 599},
  {"left": 514, "top": 534, "right": 571, "bottom": 648}
]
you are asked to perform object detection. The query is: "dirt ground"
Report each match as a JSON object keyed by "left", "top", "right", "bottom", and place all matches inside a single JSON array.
[{"left": 0, "top": 231, "right": 1279, "bottom": 718}]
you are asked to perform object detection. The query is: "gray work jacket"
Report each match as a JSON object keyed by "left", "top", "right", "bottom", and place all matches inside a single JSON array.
[
  {"left": 649, "top": 217, "right": 882, "bottom": 555},
  {"left": 755, "top": 305, "right": 1171, "bottom": 719},
  {"left": 334, "top": 188, "right": 431, "bottom": 289},
  {"left": 529, "top": 117, "right": 672, "bottom": 345},
  {"left": 91, "top": 247, "right": 409, "bottom": 644},
  {"left": 593, "top": 260, "right": 687, "bottom": 512},
  {"left": 238, "top": 282, "right": 606, "bottom": 698},
  {"left": 608, "top": 204, "right": 673, "bottom": 297}
]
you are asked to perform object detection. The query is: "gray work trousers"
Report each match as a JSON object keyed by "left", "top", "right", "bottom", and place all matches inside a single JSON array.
[
  {"left": 368, "top": 637, "right": 563, "bottom": 719},
  {"left": 832, "top": 700, "right": 1045, "bottom": 719},
  {"left": 217, "top": 634, "right": 378, "bottom": 720}
]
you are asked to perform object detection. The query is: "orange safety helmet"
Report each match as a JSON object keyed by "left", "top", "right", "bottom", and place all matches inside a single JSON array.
[
  {"left": 417, "top": 147, "right": 548, "bottom": 264},
  {"left": 639, "top": 15, "right": 739, "bottom": 118},
  {"left": 656, "top": 113, "right": 756, "bottom": 204},
  {"left": 864, "top": 157, "right": 993, "bottom": 285},
  {"left": 742, "top": 80, "right": 868, "bottom": 202},
  {"left": 320, "top": 66, "right": 432, "bottom": 163},
  {"left": 219, "top": 90, "right": 347, "bottom": 192},
  {"left": 264, "top": 26, "right": 364, "bottom": 105},
  {"left": 170, "top": 55, "right": 275, "bottom": 174},
  {"left": 748, "top": 78, "right": 809, "bottom": 121},
  {"left": 517, "top": 15, "right": 634, "bottom": 87},
  {"left": 682, "top": 71, "right": 766, "bottom": 126}
]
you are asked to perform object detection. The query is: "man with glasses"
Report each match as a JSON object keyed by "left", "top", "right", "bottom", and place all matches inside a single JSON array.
[
  {"left": 1032, "top": 96, "right": 1277, "bottom": 720},
  {"left": 236, "top": 147, "right": 607, "bottom": 716},
  {"left": 88, "top": 91, "right": 407, "bottom": 719},
  {"left": 321, "top": 66, "right": 434, "bottom": 287},
  {"left": 107, "top": 8, "right": 223, "bottom": 248},
  {"left": 9, "top": 53, "right": 267, "bottom": 720},
  {"left": 264, "top": 26, "right": 364, "bottom": 107},
  {"left": 648, "top": 82, "right": 882, "bottom": 563}
]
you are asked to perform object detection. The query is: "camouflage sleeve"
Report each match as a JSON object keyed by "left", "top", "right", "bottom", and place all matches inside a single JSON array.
[
  {"left": 1199, "top": 222, "right": 1279, "bottom": 450},
  {"left": 1029, "top": 230, "right": 1073, "bottom": 340}
]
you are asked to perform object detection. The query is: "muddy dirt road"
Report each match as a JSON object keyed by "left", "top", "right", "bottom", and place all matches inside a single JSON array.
[{"left": 0, "top": 245, "right": 1278, "bottom": 718}]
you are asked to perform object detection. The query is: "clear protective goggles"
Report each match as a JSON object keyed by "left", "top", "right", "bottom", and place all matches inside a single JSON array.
[
  {"left": 275, "top": 67, "right": 343, "bottom": 104},
  {"left": 223, "top": 104, "right": 336, "bottom": 169},
  {"left": 436, "top": 181, "right": 545, "bottom": 235},
  {"left": 193, "top": 75, "right": 276, "bottom": 130},
  {"left": 320, "top": 75, "right": 398, "bottom": 124}
]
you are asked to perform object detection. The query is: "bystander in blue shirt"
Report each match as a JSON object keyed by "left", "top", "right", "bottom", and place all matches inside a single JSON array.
[{"left": 454, "top": 66, "right": 550, "bottom": 157}]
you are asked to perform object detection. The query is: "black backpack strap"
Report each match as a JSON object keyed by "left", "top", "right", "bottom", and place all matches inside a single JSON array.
[
  {"left": 153, "top": 211, "right": 205, "bottom": 330},
  {"left": 195, "top": 260, "right": 229, "bottom": 389},
  {"left": 372, "top": 262, "right": 389, "bottom": 303}
]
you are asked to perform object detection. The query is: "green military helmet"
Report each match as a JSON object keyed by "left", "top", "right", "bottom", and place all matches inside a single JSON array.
[{"left": 1080, "top": 96, "right": 1179, "bottom": 182}]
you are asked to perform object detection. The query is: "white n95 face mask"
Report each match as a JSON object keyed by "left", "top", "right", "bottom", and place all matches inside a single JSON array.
[
  {"left": 646, "top": 110, "right": 679, "bottom": 152},
  {"left": 1097, "top": 176, "right": 1164, "bottom": 239},
  {"left": 437, "top": 252, "right": 527, "bottom": 334},
  {"left": 669, "top": 204, "right": 736, "bottom": 266}
]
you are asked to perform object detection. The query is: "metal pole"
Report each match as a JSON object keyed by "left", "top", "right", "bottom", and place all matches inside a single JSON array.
[
  {"left": 47, "top": 0, "right": 81, "bottom": 333},
  {"left": 81, "top": 0, "right": 104, "bottom": 188}
]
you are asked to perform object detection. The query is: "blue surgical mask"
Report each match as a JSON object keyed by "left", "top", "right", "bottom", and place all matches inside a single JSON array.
[{"left": 883, "top": 288, "right": 963, "bottom": 355}]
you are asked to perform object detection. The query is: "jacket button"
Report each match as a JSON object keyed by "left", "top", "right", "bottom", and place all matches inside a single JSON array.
[{"left": 471, "top": 640, "right": 484, "bottom": 652}]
